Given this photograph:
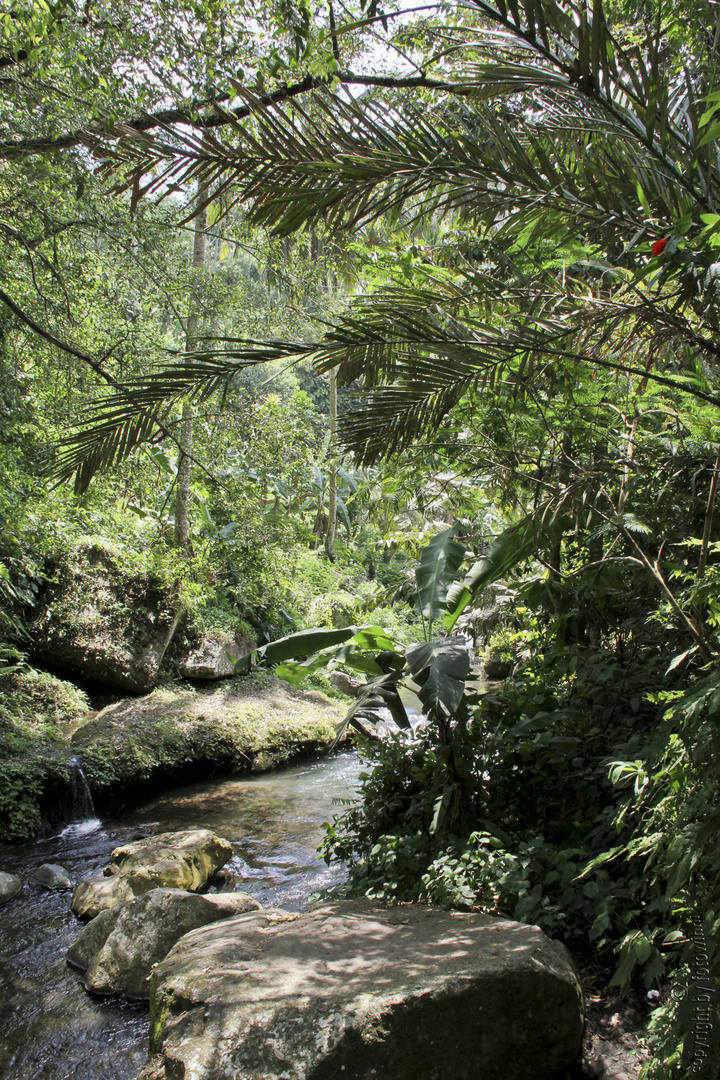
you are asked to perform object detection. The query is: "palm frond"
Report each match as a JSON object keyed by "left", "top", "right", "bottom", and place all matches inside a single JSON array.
[{"left": 54, "top": 346, "right": 311, "bottom": 492}]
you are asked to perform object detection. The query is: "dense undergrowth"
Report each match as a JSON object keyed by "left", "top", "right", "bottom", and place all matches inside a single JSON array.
[{"left": 319, "top": 627, "right": 720, "bottom": 1080}]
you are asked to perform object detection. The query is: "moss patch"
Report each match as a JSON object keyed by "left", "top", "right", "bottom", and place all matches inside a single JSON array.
[
  {"left": 0, "top": 665, "right": 91, "bottom": 842},
  {"left": 71, "top": 672, "right": 346, "bottom": 810},
  {"left": 27, "top": 544, "right": 182, "bottom": 692}
]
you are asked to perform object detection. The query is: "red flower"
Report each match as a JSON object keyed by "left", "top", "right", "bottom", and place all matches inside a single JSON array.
[{"left": 651, "top": 237, "right": 668, "bottom": 256}]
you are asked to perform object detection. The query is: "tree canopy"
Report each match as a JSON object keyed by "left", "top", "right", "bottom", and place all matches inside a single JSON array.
[{"left": 1, "top": 4, "right": 720, "bottom": 1077}]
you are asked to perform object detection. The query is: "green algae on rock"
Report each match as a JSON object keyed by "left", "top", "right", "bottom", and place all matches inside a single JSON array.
[
  {"left": 27, "top": 544, "right": 183, "bottom": 693},
  {"left": 71, "top": 673, "right": 346, "bottom": 811}
]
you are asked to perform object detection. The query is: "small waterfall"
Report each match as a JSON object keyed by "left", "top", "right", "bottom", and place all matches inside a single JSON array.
[{"left": 66, "top": 756, "right": 96, "bottom": 821}]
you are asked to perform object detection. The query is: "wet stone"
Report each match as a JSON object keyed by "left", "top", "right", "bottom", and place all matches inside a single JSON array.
[
  {"left": 67, "top": 887, "right": 262, "bottom": 1000},
  {"left": 31, "top": 863, "right": 74, "bottom": 890},
  {"left": 0, "top": 871, "right": 22, "bottom": 905},
  {"left": 71, "top": 829, "right": 233, "bottom": 920}
]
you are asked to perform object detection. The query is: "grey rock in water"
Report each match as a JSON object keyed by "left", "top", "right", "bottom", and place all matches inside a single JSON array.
[
  {"left": 0, "top": 871, "right": 22, "bottom": 905},
  {"left": 139, "top": 900, "right": 585, "bottom": 1080},
  {"left": 67, "top": 907, "right": 120, "bottom": 971},
  {"left": 31, "top": 863, "right": 74, "bottom": 890},
  {"left": 71, "top": 829, "right": 233, "bottom": 920},
  {"left": 67, "top": 887, "right": 261, "bottom": 999}
]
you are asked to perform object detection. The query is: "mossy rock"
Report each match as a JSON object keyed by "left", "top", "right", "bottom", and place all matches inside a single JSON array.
[
  {"left": 27, "top": 544, "right": 183, "bottom": 692},
  {"left": 71, "top": 673, "right": 346, "bottom": 810},
  {"left": 0, "top": 666, "right": 91, "bottom": 841}
]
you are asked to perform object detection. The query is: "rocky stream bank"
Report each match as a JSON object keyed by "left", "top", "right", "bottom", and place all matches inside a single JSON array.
[{"left": 0, "top": 671, "right": 346, "bottom": 843}]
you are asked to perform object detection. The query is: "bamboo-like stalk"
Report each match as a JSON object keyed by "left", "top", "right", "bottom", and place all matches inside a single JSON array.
[{"left": 175, "top": 148, "right": 209, "bottom": 549}]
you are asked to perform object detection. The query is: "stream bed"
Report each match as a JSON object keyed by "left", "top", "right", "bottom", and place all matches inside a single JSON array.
[{"left": 0, "top": 751, "right": 361, "bottom": 1080}]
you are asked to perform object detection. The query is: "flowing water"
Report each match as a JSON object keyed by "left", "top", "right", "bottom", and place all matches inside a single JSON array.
[{"left": 0, "top": 751, "right": 361, "bottom": 1080}]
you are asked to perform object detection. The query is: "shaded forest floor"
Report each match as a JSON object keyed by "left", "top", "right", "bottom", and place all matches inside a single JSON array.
[{"left": 576, "top": 959, "right": 653, "bottom": 1080}]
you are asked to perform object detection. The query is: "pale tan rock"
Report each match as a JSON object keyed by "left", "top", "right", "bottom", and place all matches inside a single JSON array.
[
  {"left": 178, "top": 636, "right": 244, "bottom": 680},
  {"left": 67, "top": 888, "right": 261, "bottom": 999},
  {"left": 71, "top": 829, "right": 232, "bottom": 920}
]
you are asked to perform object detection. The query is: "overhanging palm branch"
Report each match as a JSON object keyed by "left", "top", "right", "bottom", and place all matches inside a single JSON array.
[
  {"left": 98, "top": 0, "right": 720, "bottom": 238},
  {"left": 104, "top": 85, "right": 699, "bottom": 243},
  {"left": 56, "top": 265, "right": 720, "bottom": 491},
  {"left": 56, "top": 0, "right": 720, "bottom": 487},
  {"left": 54, "top": 346, "right": 313, "bottom": 492}
]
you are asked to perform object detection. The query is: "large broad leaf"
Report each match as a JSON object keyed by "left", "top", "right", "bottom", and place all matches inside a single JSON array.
[
  {"left": 415, "top": 526, "right": 466, "bottom": 622},
  {"left": 405, "top": 637, "right": 469, "bottom": 718},
  {"left": 336, "top": 495, "right": 352, "bottom": 536},
  {"left": 276, "top": 632, "right": 397, "bottom": 684},
  {"left": 444, "top": 502, "right": 571, "bottom": 631},
  {"left": 334, "top": 668, "right": 411, "bottom": 744},
  {"left": 236, "top": 623, "right": 401, "bottom": 679},
  {"left": 444, "top": 520, "right": 536, "bottom": 632}
]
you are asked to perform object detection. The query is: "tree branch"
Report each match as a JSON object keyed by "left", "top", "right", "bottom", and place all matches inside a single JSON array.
[
  {"left": 0, "top": 71, "right": 473, "bottom": 161},
  {"left": 0, "top": 286, "right": 122, "bottom": 388}
]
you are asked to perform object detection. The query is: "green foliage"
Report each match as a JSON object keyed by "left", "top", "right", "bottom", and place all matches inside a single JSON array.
[
  {"left": 0, "top": 758, "right": 48, "bottom": 842},
  {"left": 0, "top": 660, "right": 91, "bottom": 840}
]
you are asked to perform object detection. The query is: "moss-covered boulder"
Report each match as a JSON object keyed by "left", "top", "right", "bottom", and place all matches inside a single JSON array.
[
  {"left": 141, "top": 901, "right": 585, "bottom": 1080},
  {"left": 0, "top": 666, "right": 92, "bottom": 842},
  {"left": 71, "top": 829, "right": 233, "bottom": 920},
  {"left": 71, "top": 674, "right": 345, "bottom": 809},
  {"left": 28, "top": 544, "right": 183, "bottom": 692},
  {"left": 67, "top": 887, "right": 261, "bottom": 999}
]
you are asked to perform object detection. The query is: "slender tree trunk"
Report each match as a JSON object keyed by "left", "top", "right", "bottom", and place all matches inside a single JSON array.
[
  {"left": 588, "top": 440, "right": 605, "bottom": 647},
  {"left": 324, "top": 366, "right": 338, "bottom": 560},
  {"left": 697, "top": 448, "right": 720, "bottom": 586},
  {"left": 174, "top": 177, "right": 208, "bottom": 549},
  {"left": 549, "top": 433, "right": 572, "bottom": 584}
]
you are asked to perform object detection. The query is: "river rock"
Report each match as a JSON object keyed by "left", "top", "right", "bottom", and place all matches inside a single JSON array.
[
  {"left": 329, "top": 671, "right": 365, "bottom": 697},
  {"left": 483, "top": 655, "right": 514, "bottom": 680},
  {"left": 30, "top": 863, "right": 74, "bottom": 890},
  {"left": 0, "top": 871, "right": 22, "bottom": 905},
  {"left": 67, "top": 887, "right": 262, "bottom": 999},
  {"left": 71, "top": 829, "right": 233, "bottom": 920},
  {"left": 140, "top": 900, "right": 584, "bottom": 1080},
  {"left": 178, "top": 635, "right": 250, "bottom": 680}
]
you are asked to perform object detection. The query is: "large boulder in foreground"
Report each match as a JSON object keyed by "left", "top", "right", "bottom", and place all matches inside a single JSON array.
[
  {"left": 71, "top": 829, "right": 232, "bottom": 920},
  {"left": 67, "top": 887, "right": 261, "bottom": 999},
  {"left": 140, "top": 901, "right": 584, "bottom": 1080}
]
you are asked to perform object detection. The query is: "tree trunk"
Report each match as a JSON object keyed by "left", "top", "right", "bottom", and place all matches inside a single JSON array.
[
  {"left": 174, "top": 178, "right": 208, "bottom": 549},
  {"left": 324, "top": 366, "right": 338, "bottom": 560}
]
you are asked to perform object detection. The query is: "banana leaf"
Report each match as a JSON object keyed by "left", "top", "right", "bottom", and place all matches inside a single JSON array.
[
  {"left": 444, "top": 502, "right": 571, "bottom": 631},
  {"left": 405, "top": 637, "right": 469, "bottom": 718},
  {"left": 334, "top": 667, "right": 411, "bottom": 744},
  {"left": 415, "top": 525, "right": 465, "bottom": 622}
]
